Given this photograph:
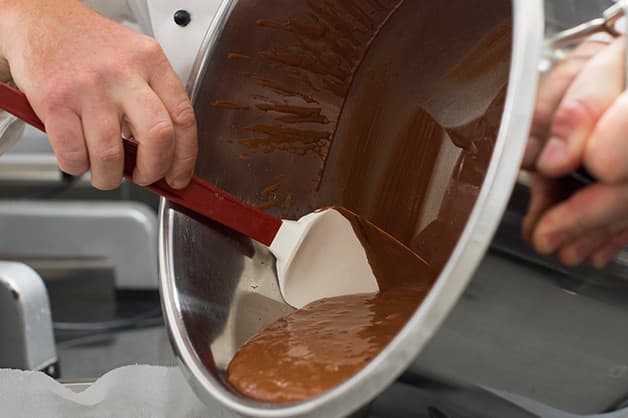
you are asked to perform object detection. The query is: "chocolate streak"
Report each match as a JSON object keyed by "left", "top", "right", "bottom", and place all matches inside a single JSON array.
[
  {"left": 337, "top": 207, "right": 435, "bottom": 291},
  {"left": 201, "top": 0, "right": 405, "bottom": 217},
  {"left": 235, "top": 0, "right": 403, "bottom": 162}
]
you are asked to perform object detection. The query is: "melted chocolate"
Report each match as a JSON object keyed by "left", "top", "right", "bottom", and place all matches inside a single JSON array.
[
  {"left": 336, "top": 207, "right": 435, "bottom": 291},
  {"left": 227, "top": 208, "right": 435, "bottom": 403},
  {"left": 412, "top": 87, "right": 507, "bottom": 268},
  {"left": 227, "top": 289, "right": 427, "bottom": 404}
]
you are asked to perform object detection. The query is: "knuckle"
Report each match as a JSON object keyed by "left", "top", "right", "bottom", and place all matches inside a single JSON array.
[
  {"left": 94, "top": 143, "right": 123, "bottom": 164},
  {"left": 138, "top": 37, "right": 165, "bottom": 61},
  {"left": 562, "top": 202, "right": 590, "bottom": 234},
  {"left": 552, "top": 98, "right": 599, "bottom": 138},
  {"left": 74, "top": 67, "right": 102, "bottom": 90},
  {"left": 541, "top": 211, "right": 568, "bottom": 236},
  {"left": 172, "top": 102, "right": 196, "bottom": 130},
  {"left": 99, "top": 58, "right": 129, "bottom": 80},
  {"left": 42, "top": 83, "right": 74, "bottom": 112},
  {"left": 178, "top": 151, "right": 198, "bottom": 167},
  {"left": 147, "top": 120, "right": 175, "bottom": 146}
]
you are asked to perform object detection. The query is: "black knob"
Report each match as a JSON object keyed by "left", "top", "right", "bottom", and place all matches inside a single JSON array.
[{"left": 174, "top": 10, "right": 191, "bottom": 27}]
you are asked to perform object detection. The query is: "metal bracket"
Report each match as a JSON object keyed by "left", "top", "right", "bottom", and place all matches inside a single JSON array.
[
  {"left": 0, "top": 262, "right": 57, "bottom": 373},
  {"left": 0, "top": 201, "right": 159, "bottom": 289}
]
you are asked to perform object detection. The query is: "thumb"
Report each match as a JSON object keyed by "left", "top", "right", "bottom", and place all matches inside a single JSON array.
[{"left": 537, "top": 39, "right": 625, "bottom": 178}]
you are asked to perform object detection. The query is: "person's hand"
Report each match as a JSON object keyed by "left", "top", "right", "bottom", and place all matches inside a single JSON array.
[
  {"left": 523, "top": 38, "right": 628, "bottom": 268},
  {"left": 0, "top": 0, "right": 197, "bottom": 190}
]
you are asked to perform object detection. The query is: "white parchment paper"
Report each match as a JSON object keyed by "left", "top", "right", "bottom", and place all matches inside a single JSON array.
[{"left": 0, "top": 365, "right": 230, "bottom": 418}]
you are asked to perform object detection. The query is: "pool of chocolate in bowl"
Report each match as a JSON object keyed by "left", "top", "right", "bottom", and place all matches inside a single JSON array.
[{"left": 226, "top": 289, "right": 429, "bottom": 404}]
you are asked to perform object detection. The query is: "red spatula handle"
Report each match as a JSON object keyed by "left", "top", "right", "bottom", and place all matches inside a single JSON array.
[{"left": 0, "top": 82, "right": 282, "bottom": 246}]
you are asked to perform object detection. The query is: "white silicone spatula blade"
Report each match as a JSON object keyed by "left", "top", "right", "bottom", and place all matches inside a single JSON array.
[{"left": 269, "top": 208, "right": 380, "bottom": 309}]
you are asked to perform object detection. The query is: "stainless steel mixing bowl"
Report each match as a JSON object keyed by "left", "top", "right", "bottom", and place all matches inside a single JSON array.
[{"left": 159, "top": 0, "right": 543, "bottom": 417}]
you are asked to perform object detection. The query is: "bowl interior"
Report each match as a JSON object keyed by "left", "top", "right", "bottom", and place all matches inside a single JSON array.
[{"left": 165, "top": 0, "right": 514, "bottom": 411}]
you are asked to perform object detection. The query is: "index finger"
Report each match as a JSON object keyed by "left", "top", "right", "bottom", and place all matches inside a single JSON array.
[
  {"left": 537, "top": 38, "right": 625, "bottom": 177},
  {"left": 149, "top": 60, "right": 198, "bottom": 189},
  {"left": 524, "top": 41, "right": 607, "bottom": 169}
]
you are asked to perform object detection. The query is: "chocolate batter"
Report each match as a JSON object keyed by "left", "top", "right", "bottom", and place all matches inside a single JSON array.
[
  {"left": 227, "top": 289, "right": 427, "bottom": 404},
  {"left": 227, "top": 207, "right": 435, "bottom": 403}
]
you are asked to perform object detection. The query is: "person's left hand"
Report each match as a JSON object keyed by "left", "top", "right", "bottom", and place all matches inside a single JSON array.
[{"left": 523, "top": 38, "right": 628, "bottom": 268}]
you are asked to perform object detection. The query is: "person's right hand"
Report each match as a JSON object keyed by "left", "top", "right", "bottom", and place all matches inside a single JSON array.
[
  {"left": 0, "top": 0, "right": 197, "bottom": 190},
  {"left": 522, "top": 38, "right": 628, "bottom": 268}
]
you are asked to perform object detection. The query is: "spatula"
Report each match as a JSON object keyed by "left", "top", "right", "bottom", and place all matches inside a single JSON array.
[{"left": 0, "top": 82, "right": 379, "bottom": 308}]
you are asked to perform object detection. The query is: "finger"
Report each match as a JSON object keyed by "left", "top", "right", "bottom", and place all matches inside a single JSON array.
[
  {"left": 532, "top": 183, "right": 628, "bottom": 254},
  {"left": 524, "top": 42, "right": 606, "bottom": 168},
  {"left": 522, "top": 174, "right": 577, "bottom": 244},
  {"left": 591, "top": 228, "right": 628, "bottom": 268},
  {"left": 557, "top": 228, "right": 610, "bottom": 267},
  {"left": 121, "top": 83, "right": 175, "bottom": 186},
  {"left": 537, "top": 39, "right": 625, "bottom": 177},
  {"left": 149, "top": 62, "right": 197, "bottom": 189},
  {"left": 585, "top": 90, "right": 628, "bottom": 183},
  {"left": 81, "top": 105, "right": 124, "bottom": 190},
  {"left": 45, "top": 108, "right": 90, "bottom": 176}
]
